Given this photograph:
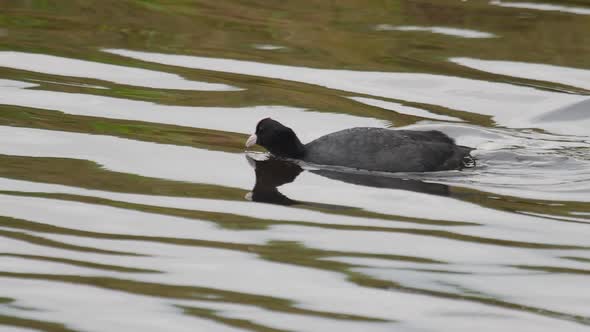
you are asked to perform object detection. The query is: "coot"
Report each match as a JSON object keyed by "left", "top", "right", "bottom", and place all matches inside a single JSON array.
[{"left": 245, "top": 118, "right": 474, "bottom": 172}]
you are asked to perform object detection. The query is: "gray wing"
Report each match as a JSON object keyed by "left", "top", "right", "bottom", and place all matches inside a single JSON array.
[{"left": 303, "top": 128, "right": 464, "bottom": 172}]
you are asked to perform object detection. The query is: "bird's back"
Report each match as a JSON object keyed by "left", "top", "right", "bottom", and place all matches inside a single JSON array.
[{"left": 303, "top": 127, "right": 471, "bottom": 172}]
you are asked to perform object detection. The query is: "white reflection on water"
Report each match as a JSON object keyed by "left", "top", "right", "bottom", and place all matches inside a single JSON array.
[
  {"left": 349, "top": 96, "right": 463, "bottom": 122},
  {"left": 375, "top": 24, "right": 496, "bottom": 38},
  {"left": 0, "top": 178, "right": 432, "bottom": 231},
  {"left": 173, "top": 300, "right": 399, "bottom": 332},
  {"left": 103, "top": 49, "right": 587, "bottom": 135},
  {"left": 0, "top": 278, "right": 244, "bottom": 332},
  {"left": 352, "top": 263, "right": 590, "bottom": 317},
  {"left": 0, "top": 125, "right": 565, "bottom": 232},
  {"left": 1, "top": 190, "right": 589, "bottom": 332},
  {"left": 451, "top": 57, "right": 590, "bottom": 91},
  {"left": 4, "top": 225, "right": 588, "bottom": 332},
  {"left": 0, "top": 119, "right": 588, "bottom": 222},
  {"left": 0, "top": 79, "right": 386, "bottom": 142},
  {"left": 1, "top": 47, "right": 590, "bottom": 332},
  {"left": 490, "top": 1, "right": 590, "bottom": 15},
  {"left": 0, "top": 125, "right": 251, "bottom": 188},
  {"left": 531, "top": 99, "right": 590, "bottom": 139},
  {"left": 0, "top": 187, "right": 574, "bottom": 272},
  {"left": 252, "top": 44, "right": 287, "bottom": 51},
  {"left": 1, "top": 160, "right": 589, "bottom": 248},
  {"left": 0, "top": 119, "right": 588, "bottom": 247},
  {"left": 0, "top": 51, "right": 240, "bottom": 91},
  {"left": 0, "top": 194, "right": 265, "bottom": 244}
]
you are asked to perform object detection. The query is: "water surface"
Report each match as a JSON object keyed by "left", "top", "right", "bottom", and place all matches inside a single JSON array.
[{"left": 0, "top": 1, "right": 589, "bottom": 331}]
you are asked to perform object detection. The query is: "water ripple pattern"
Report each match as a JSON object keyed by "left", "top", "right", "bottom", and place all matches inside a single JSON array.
[{"left": 0, "top": 1, "right": 589, "bottom": 332}]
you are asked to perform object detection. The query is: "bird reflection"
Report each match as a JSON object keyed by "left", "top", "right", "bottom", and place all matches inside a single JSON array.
[
  {"left": 245, "top": 154, "right": 450, "bottom": 206},
  {"left": 245, "top": 154, "right": 302, "bottom": 205}
]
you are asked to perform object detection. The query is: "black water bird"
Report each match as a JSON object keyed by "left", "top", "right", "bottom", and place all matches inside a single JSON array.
[{"left": 245, "top": 118, "right": 474, "bottom": 173}]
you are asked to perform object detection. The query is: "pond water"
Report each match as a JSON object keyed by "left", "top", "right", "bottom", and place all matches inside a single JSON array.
[{"left": 0, "top": 1, "right": 589, "bottom": 331}]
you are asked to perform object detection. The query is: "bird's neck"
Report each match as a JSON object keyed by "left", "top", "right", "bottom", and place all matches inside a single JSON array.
[
  {"left": 291, "top": 139, "right": 306, "bottom": 158},
  {"left": 275, "top": 135, "right": 306, "bottom": 159}
]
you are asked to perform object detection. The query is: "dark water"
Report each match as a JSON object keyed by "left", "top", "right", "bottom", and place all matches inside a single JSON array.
[{"left": 0, "top": 1, "right": 590, "bottom": 331}]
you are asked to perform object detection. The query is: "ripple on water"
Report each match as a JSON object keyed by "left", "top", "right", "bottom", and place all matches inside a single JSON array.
[
  {"left": 375, "top": 24, "right": 497, "bottom": 39},
  {"left": 103, "top": 49, "right": 588, "bottom": 135},
  {"left": 0, "top": 81, "right": 387, "bottom": 143},
  {"left": 0, "top": 52, "right": 240, "bottom": 91},
  {"left": 490, "top": 1, "right": 590, "bottom": 15},
  {"left": 0, "top": 8, "right": 590, "bottom": 330},
  {"left": 450, "top": 57, "right": 590, "bottom": 91}
]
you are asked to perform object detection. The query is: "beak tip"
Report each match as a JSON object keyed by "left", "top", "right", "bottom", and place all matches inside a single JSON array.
[{"left": 245, "top": 134, "right": 257, "bottom": 148}]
